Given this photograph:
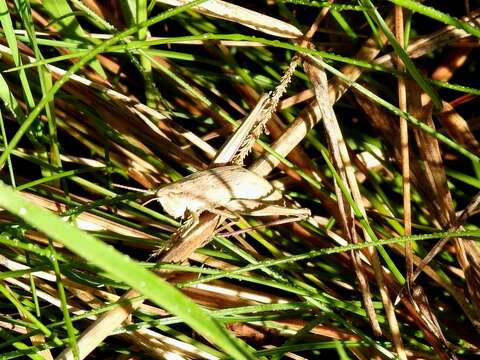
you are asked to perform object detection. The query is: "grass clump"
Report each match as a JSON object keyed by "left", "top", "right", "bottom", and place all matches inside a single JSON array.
[{"left": 0, "top": 1, "right": 479, "bottom": 359}]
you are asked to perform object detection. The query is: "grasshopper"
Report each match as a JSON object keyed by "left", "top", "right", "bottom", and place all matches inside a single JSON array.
[
  {"left": 153, "top": 165, "right": 310, "bottom": 230},
  {"left": 150, "top": 92, "right": 310, "bottom": 243}
]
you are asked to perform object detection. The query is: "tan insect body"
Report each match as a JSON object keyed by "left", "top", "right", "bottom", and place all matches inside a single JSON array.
[{"left": 155, "top": 165, "right": 287, "bottom": 219}]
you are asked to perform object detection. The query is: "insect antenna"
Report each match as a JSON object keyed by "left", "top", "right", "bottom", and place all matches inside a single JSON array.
[
  {"left": 113, "top": 183, "right": 155, "bottom": 195},
  {"left": 141, "top": 197, "right": 161, "bottom": 207},
  {"left": 114, "top": 183, "right": 159, "bottom": 205}
]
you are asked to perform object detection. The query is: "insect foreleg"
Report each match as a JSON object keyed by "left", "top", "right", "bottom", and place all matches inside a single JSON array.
[{"left": 151, "top": 210, "right": 201, "bottom": 258}]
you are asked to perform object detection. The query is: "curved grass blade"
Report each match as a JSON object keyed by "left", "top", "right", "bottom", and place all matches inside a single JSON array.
[
  {"left": 359, "top": 0, "right": 442, "bottom": 109},
  {"left": 389, "top": 0, "right": 480, "bottom": 38},
  {"left": 0, "top": 181, "right": 256, "bottom": 359}
]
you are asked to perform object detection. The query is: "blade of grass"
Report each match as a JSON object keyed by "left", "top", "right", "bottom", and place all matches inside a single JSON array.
[
  {"left": 389, "top": 0, "right": 480, "bottom": 38},
  {"left": 0, "top": 0, "right": 45, "bottom": 153},
  {"left": 48, "top": 241, "right": 79, "bottom": 359},
  {"left": 15, "top": 0, "right": 63, "bottom": 181},
  {"left": 358, "top": 0, "right": 442, "bottom": 109},
  {"left": 41, "top": 0, "right": 106, "bottom": 77},
  {"left": 0, "top": 180, "right": 256, "bottom": 359}
]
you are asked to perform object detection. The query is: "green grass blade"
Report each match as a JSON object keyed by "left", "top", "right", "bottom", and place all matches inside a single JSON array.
[
  {"left": 389, "top": 0, "right": 480, "bottom": 38},
  {"left": 0, "top": 180, "right": 256, "bottom": 359},
  {"left": 359, "top": 0, "right": 442, "bottom": 109},
  {"left": 15, "top": 0, "right": 63, "bottom": 178},
  {"left": 48, "top": 242, "right": 79, "bottom": 358},
  {"left": 41, "top": 0, "right": 107, "bottom": 78}
]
